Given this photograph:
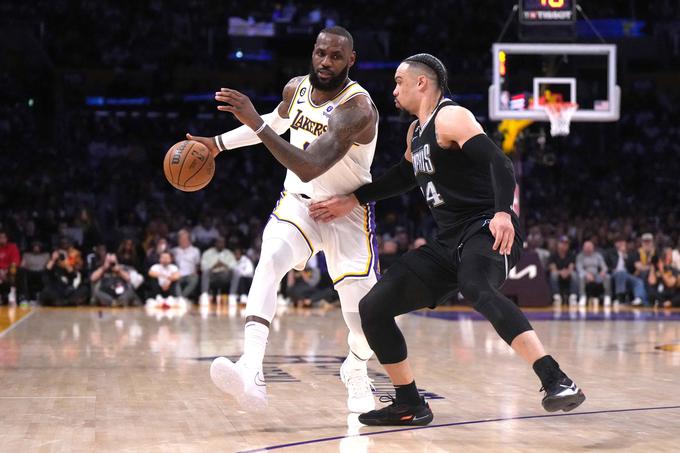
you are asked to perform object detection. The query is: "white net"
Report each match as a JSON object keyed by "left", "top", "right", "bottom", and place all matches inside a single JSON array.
[{"left": 545, "top": 102, "right": 578, "bottom": 136}]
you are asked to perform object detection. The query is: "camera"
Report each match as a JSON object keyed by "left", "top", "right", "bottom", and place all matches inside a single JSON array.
[{"left": 58, "top": 252, "right": 67, "bottom": 261}]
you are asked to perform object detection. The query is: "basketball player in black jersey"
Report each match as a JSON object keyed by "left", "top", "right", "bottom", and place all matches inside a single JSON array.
[{"left": 309, "top": 53, "right": 585, "bottom": 426}]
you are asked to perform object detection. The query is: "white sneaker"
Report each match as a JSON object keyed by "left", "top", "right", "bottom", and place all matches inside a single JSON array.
[
  {"left": 578, "top": 295, "right": 587, "bottom": 307},
  {"left": 603, "top": 295, "right": 611, "bottom": 307},
  {"left": 568, "top": 294, "right": 578, "bottom": 305},
  {"left": 552, "top": 294, "right": 562, "bottom": 305},
  {"left": 631, "top": 297, "right": 643, "bottom": 306},
  {"left": 199, "top": 293, "right": 210, "bottom": 306},
  {"left": 210, "top": 357, "right": 267, "bottom": 411},
  {"left": 340, "top": 357, "right": 375, "bottom": 413}
]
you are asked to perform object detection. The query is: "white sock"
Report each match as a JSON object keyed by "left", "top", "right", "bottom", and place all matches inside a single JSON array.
[
  {"left": 337, "top": 279, "right": 375, "bottom": 370},
  {"left": 345, "top": 346, "right": 368, "bottom": 371},
  {"left": 242, "top": 321, "right": 269, "bottom": 370}
]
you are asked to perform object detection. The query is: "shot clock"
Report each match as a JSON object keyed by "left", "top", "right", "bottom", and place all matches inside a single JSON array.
[
  {"left": 518, "top": 0, "right": 577, "bottom": 41},
  {"left": 519, "top": 0, "right": 577, "bottom": 25}
]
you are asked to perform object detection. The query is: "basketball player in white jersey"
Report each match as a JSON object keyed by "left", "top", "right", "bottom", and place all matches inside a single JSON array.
[{"left": 187, "top": 26, "right": 379, "bottom": 413}]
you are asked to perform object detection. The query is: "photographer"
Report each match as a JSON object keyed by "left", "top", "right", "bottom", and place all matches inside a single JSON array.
[
  {"left": 40, "top": 248, "right": 88, "bottom": 306},
  {"left": 90, "top": 253, "right": 138, "bottom": 307},
  {"left": 647, "top": 248, "right": 680, "bottom": 308}
]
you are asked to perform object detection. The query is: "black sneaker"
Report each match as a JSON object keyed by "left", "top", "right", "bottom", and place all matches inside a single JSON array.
[
  {"left": 358, "top": 395, "right": 433, "bottom": 426},
  {"left": 541, "top": 376, "right": 586, "bottom": 412}
]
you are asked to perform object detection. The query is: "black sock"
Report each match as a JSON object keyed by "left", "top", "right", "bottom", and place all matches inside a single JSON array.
[
  {"left": 532, "top": 355, "right": 566, "bottom": 387},
  {"left": 395, "top": 381, "right": 421, "bottom": 405}
]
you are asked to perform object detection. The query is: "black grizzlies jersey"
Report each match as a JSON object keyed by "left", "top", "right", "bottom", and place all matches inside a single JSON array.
[{"left": 410, "top": 99, "right": 521, "bottom": 247}]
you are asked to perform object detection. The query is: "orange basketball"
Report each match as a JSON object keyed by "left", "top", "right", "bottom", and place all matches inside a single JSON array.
[{"left": 163, "top": 140, "right": 215, "bottom": 192}]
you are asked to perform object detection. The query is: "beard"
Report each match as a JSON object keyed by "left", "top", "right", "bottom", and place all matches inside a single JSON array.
[
  {"left": 309, "top": 62, "right": 350, "bottom": 91},
  {"left": 394, "top": 98, "right": 414, "bottom": 119}
]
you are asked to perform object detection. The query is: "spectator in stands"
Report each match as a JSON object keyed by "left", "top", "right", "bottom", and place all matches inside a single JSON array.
[
  {"left": 0, "top": 231, "right": 21, "bottom": 304},
  {"left": 648, "top": 247, "right": 680, "bottom": 308},
  {"left": 144, "top": 237, "right": 168, "bottom": 272},
  {"left": 548, "top": 236, "right": 578, "bottom": 305},
  {"left": 40, "top": 248, "right": 89, "bottom": 306},
  {"left": 230, "top": 246, "right": 254, "bottom": 304},
  {"left": 606, "top": 237, "right": 647, "bottom": 306},
  {"left": 379, "top": 240, "right": 399, "bottom": 271},
  {"left": 90, "top": 253, "right": 138, "bottom": 306},
  {"left": 116, "top": 238, "right": 140, "bottom": 270},
  {"left": 527, "top": 228, "right": 550, "bottom": 270},
  {"left": 635, "top": 233, "right": 657, "bottom": 283},
  {"left": 171, "top": 229, "right": 200, "bottom": 301},
  {"left": 394, "top": 227, "right": 411, "bottom": 255},
  {"left": 199, "top": 236, "right": 236, "bottom": 305},
  {"left": 147, "top": 251, "right": 180, "bottom": 303},
  {"left": 576, "top": 240, "right": 611, "bottom": 306},
  {"left": 413, "top": 237, "right": 427, "bottom": 249},
  {"left": 57, "top": 237, "right": 84, "bottom": 274},
  {"left": 19, "top": 241, "right": 49, "bottom": 303},
  {"left": 286, "top": 260, "right": 321, "bottom": 308},
  {"left": 192, "top": 216, "right": 220, "bottom": 250},
  {"left": 672, "top": 238, "right": 680, "bottom": 272}
]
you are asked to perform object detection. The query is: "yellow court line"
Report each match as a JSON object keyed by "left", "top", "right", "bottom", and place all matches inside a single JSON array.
[{"left": 0, "top": 306, "right": 34, "bottom": 337}]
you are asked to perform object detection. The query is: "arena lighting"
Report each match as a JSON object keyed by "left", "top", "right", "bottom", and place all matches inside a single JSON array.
[
  {"left": 228, "top": 50, "right": 272, "bottom": 61},
  {"left": 357, "top": 61, "right": 400, "bottom": 70},
  {"left": 85, "top": 96, "right": 150, "bottom": 106}
]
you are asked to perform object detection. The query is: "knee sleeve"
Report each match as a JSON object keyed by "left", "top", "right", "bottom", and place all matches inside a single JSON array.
[
  {"left": 460, "top": 279, "right": 533, "bottom": 345},
  {"left": 245, "top": 236, "right": 308, "bottom": 321},
  {"left": 358, "top": 263, "right": 432, "bottom": 364},
  {"left": 336, "top": 279, "right": 376, "bottom": 360}
]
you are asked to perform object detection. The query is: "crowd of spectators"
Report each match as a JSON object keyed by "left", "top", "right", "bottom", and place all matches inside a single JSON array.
[{"left": 1, "top": 1, "right": 679, "bottom": 308}]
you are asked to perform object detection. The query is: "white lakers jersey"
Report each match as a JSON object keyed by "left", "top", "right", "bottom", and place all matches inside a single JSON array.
[{"left": 283, "top": 76, "right": 378, "bottom": 199}]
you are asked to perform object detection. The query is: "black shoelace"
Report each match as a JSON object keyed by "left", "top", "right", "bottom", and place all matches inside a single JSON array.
[{"left": 379, "top": 394, "right": 396, "bottom": 404}]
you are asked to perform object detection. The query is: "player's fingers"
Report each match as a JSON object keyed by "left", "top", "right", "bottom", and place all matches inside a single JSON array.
[
  {"left": 185, "top": 133, "right": 193, "bottom": 140},
  {"left": 318, "top": 213, "right": 335, "bottom": 223},
  {"left": 504, "top": 231, "right": 515, "bottom": 255},
  {"left": 215, "top": 94, "right": 236, "bottom": 103},
  {"left": 308, "top": 207, "right": 327, "bottom": 220},
  {"left": 221, "top": 88, "right": 242, "bottom": 98},
  {"left": 499, "top": 229, "right": 510, "bottom": 255},
  {"left": 490, "top": 226, "right": 501, "bottom": 251}
]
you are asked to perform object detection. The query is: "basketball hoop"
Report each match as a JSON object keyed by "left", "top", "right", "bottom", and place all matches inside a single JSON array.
[{"left": 544, "top": 102, "right": 578, "bottom": 136}]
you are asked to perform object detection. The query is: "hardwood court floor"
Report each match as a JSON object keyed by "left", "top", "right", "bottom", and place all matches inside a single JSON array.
[{"left": 1, "top": 303, "right": 679, "bottom": 452}]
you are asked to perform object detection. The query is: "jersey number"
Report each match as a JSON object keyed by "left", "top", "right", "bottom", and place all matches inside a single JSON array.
[{"left": 424, "top": 181, "right": 445, "bottom": 207}]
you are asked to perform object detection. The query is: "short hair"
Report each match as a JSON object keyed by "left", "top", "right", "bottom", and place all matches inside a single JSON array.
[
  {"left": 319, "top": 26, "right": 354, "bottom": 50},
  {"left": 402, "top": 53, "right": 450, "bottom": 97}
]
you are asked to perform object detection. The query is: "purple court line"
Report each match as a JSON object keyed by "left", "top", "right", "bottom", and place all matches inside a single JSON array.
[{"left": 235, "top": 404, "right": 680, "bottom": 452}]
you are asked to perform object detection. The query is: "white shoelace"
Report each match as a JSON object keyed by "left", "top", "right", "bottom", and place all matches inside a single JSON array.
[{"left": 345, "top": 372, "right": 375, "bottom": 397}]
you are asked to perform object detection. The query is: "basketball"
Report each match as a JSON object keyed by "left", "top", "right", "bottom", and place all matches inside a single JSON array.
[{"left": 163, "top": 140, "right": 215, "bottom": 192}]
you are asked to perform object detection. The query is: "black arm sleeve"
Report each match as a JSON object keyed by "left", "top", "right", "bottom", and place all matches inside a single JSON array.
[
  {"left": 354, "top": 156, "right": 417, "bottom": 204},
  {"left": 461, "top": 134, "right": 516, "bottom": 215}
]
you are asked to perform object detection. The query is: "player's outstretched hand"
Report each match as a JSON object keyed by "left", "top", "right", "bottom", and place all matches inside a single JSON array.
[
  {"left": 489, "top": 211, "right": 514, "bottom": 256},
  {"left": 309, "top": 195, "right": 359, "bottom": 223},
  {"left": 215, "top": 88, "right": 263, "bottom": 131},
  {"left": 185, "top": 133, "right": 220, "bottom": 158}
]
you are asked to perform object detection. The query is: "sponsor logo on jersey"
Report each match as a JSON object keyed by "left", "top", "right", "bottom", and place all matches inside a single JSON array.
[
  {"left": 412, "top": 143, "right": 435, "bottom": 174},
  {"left": 290, "top": 109, "right": 329, "bottom": 137}
]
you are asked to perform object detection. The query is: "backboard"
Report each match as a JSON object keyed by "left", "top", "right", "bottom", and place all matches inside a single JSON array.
[{"left": 489, "top": 43, "right": 619, "bottom": 122}]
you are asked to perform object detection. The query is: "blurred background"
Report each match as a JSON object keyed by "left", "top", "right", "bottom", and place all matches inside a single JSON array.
[{"left": 1, "top": 0, "right": 679, "bottom": 308}]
